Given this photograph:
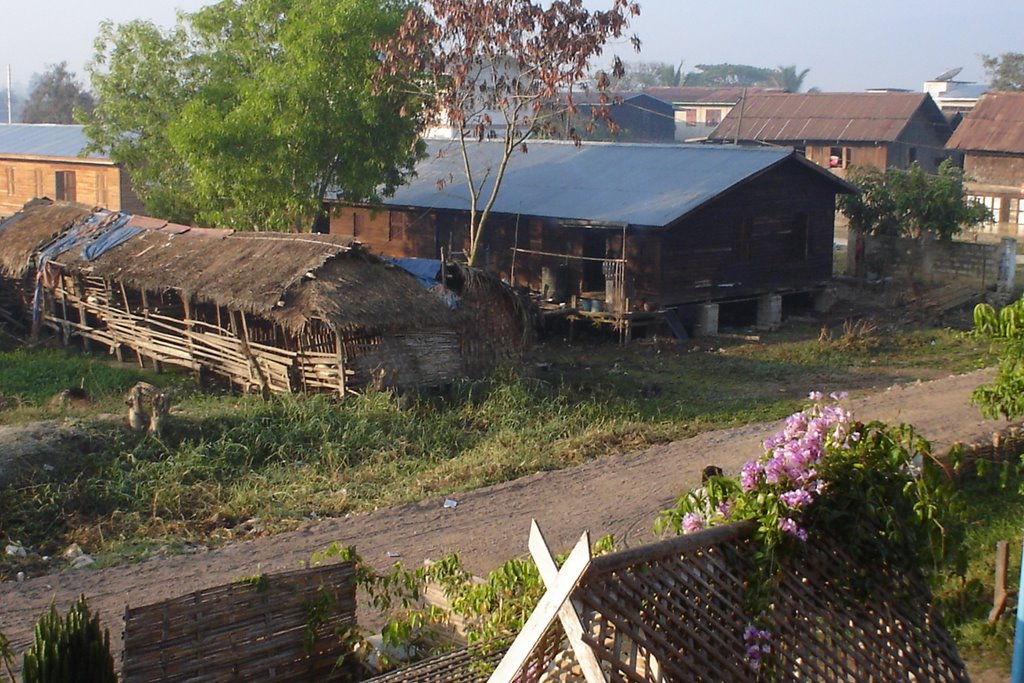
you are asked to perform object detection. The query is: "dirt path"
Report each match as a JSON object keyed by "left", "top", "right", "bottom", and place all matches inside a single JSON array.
[{"left": 0, "top": 369, "right": 1015, "bottom": 675}]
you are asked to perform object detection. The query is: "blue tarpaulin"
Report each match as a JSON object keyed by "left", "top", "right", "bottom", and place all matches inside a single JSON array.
[
  {"left": 31, "top": 212, "right": 138, "bottom": 327},
  {"left": 82, "top": 224, "right": 140, "bottom": 261},
  {"left": 385, "top": 257, "right": 442, "bottom": 288}
]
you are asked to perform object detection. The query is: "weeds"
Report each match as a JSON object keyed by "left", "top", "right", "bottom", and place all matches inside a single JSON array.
[{"left": 0, "top": 326, "right": 1000, "bottom": 576}]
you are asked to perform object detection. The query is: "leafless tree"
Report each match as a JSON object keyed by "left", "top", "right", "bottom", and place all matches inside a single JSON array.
[{"left": 377, "top": 0, "right": 640, "bottom": 266}]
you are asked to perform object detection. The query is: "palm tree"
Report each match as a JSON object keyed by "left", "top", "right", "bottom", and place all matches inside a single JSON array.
[{"left": 771, "top": 65, "right": 811, "bottom": 93}]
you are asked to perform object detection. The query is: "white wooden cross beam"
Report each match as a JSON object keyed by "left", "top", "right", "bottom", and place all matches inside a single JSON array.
[{"left": 487, "top": 520, "right": 606, "bottom": 683}]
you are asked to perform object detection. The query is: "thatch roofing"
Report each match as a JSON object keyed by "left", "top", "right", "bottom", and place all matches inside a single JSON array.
[
  {"left": 0, "top": 201, "right": 459, "bottom": 333},
  {"left": 0, "top": 199, "right": 92, "bottom": 277}
]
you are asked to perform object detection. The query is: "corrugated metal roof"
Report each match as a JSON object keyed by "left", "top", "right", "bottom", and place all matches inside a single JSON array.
[
  {"left": 376, "top": 140, "right": 844, "bottom": 228},
  {"left": 0, "top": 124, "right": 106, "bottom": 160},
  {"left": 710, "top": 92, "right": 950, "bottom": 144},
  {"left": 644, "top": 86, "right": 775, "bottom": 105},
  {"left": 947, "top": 91, "right": 1024, "bottom": 154},
  {"left": 941, "top": 83, "right": 988, "bottom": 100}
]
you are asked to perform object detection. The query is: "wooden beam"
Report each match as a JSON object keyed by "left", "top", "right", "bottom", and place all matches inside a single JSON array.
[
  {"left": 487, "top": 524, "right": 592, "bottom": 683},
  {"left": 528, "top": 520, "right": 606, "bottom": 683}
]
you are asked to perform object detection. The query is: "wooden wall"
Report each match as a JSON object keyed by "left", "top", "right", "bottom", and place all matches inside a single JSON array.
[
  {"left": 0, "top": 158, "right": 142, "bottom": 217},
  {"left": 804, "top": 144, "right": 888, "bottom": 174},
  {"left": 650, "top": 161, "right": 836, "bottom": 306}
]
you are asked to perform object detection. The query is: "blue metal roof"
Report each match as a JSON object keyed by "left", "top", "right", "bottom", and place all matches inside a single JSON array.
[
  {"left": 380, "top": 140, "right": 800, "bottom": 227},
  {"left": 0, "top": 124, "right": 106, "bottom": 160},
  {"left": 941, "top": 84, "right": 988, "bottom": 100}
]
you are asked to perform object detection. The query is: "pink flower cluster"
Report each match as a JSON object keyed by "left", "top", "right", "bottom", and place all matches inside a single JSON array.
[
  {"left": 680, "top": 392, "right": 854, "bottom": 542},
  {"left": 743, "top": 391, "right": 852, "bottom": 541}
]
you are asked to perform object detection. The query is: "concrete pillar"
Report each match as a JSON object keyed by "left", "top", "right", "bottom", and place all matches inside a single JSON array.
[
  {"left": 756, "top": 294, "right": 782, "bottom": 331},
  {"left": 694, "top": 303, "right": 719, "bottom": 337},
  {"left": 998, "top": 237, "right": 1017, "bottom": 294}
]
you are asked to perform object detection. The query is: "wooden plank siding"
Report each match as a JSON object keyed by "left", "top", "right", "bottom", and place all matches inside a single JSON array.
[{"left": 0, "top": 157, "right": 142, "bottom": 217}]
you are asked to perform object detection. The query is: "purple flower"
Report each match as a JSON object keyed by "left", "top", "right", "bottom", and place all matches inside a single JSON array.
[
  {"left": 779, "top": 488, "right": 814, "bottom": 509},
  {"left": 829, "top": 391, "right": 848, "bottom": 401},
  {"left": 681, "top": 512, "right": 705, "bottom": 534},
  {"left": 718, "top": 500, "right": 735, "bottom": 518},
  {"left": 740, "top": 461, "right": 762, "bottom": 491},
  {"left": 779, "top": 517, "right": 808, "bottom": 541},
  {"left": 808, "top": 390, "right": 824, "bottom": 402}
]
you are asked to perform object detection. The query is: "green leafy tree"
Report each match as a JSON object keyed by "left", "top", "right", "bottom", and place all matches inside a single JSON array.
[
  {"left": 982, "top": 52, "right": 1024, "bottom": 91},
  {"left": 682, "top": 63, "right": 776, "bottom": 87},
  {"left": 770, "top": 64, "right": 811, "bottom": 93},
  {"left": 839, "top": 160, "right": 989, "bottom": 241},
  {"left": 84, "top": 0, "right": 423, "bottom": 230},
  {"left": 21, "top": 63, "right": 95, "bottom": 124},
  {"left": 615, "top": 60, "right": 686, "bottom": 90}
]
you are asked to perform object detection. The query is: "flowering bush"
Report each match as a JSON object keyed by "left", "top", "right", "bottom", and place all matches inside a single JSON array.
[{"left": 657, "top": 391, "right": 964, "bottom": 673}]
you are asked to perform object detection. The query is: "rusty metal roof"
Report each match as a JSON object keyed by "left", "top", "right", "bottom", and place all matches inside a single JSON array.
[
  {"left": 710, "top": 92, "right": 951, "bottom": 144},
  {"left": 643, "top": 86, "right": 773, "bottom": 105},
  {"left": 947, "top": 91, "right": 1024, "bottom": 154}
]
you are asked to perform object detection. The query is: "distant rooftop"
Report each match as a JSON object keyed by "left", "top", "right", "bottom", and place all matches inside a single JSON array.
[
  {"left": 0, "top": 124, "right": 106, "bottom": 160},
  {"left": 709, "top": 92, "right": 949, "bottom": 143},
  {"left": 939, "top": 83, "right": 988, "bottom": 101},
  {"left": 643, "top": 86, "right": 776, "bottom": 105},
  {"left": 947, "top": 91, "right": 1024, "bottom": 154}
]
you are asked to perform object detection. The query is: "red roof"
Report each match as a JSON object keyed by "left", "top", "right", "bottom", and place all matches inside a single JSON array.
[
  {"left": 709, "top": 92, "right": 950, "bottom": 144},
  {"left": 947, "top": 91, "right": 1024, "bottom": 154},
  {"left": 642, "top": 86, "right": 774, "bottom": 105}
]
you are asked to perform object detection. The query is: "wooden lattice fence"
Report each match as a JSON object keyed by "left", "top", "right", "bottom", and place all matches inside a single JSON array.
[
  {"left": 367, "top": 522, "right": 969, "bottom": 682},
  {"left": 121, "top": 561, "right": 357, "bottom": 682}
]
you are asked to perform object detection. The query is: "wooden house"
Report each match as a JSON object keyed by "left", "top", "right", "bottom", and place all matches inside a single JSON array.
[
  {"left": 708, "top": 92, "right": 955, "bottom": 176},
  {"left": 327, "top": 140, "right": 855, "bottom": 330},
  {"left": 946, "top": 91, "right": 1024, "bottom": 239},
  {"left": 0, "top": 200, "right": 525, "bottom": 395},
  {"left": 643, "top": 86, "right": 775, "bottom": 141},
  {"left": 0, "top": 124, "right": 143, "bottom": 219}
]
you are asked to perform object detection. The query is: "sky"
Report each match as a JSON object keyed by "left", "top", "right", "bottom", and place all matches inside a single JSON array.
[{"left": 3, "top": 0, "right": 1022, "bottom": 94}]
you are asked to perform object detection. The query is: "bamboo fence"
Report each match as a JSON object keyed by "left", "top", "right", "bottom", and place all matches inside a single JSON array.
[
  {"left": 121, "top": 562, "right": 357, "bottom": 682},
  {"left": 366, "top": 522, "right": 969, "bottom": 682}
]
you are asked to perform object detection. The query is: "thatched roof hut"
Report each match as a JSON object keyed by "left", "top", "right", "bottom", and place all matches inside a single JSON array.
[
  {"left": 0, "top": 201, "right": 523, "bottom": 394},
  {"left": 0, "top": 199, "right": 91, "bottom": 278}
]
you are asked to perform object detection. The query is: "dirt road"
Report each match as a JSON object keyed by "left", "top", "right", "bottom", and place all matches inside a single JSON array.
[{"left": 0, "top": 369, "right": 1015, "bottom": 671}]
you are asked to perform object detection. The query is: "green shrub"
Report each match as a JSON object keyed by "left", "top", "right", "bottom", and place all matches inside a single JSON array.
[{"left": 22, "top": 595, "right": 116, "bottom": 683}]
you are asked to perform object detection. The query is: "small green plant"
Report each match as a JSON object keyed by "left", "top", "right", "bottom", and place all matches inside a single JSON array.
[
  {"left": 309, "top": 536, "right": 616, "bottom": 673},
  {"left": 0, "top": 628, "right": 16, "bottom": 683},
  {"left": 972, "top": 297, "right": 1024, "bottom": 420},
  {"left": 22, "top": 595, "right": 116, "bottom": 683}
]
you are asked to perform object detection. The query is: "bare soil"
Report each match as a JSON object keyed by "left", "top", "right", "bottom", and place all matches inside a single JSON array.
[{"left": 0, "top": 368, "right": 1017, "bottom": 680}]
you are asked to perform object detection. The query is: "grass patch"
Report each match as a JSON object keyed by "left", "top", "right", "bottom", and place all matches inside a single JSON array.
[
  {"left": 0, "top": 325, "right": 1001, "bottom": 575},
  {"left": 0, "top": 346, "right": 181, "bottom": 421},
  {"left": 937, "top": 462, "right": 1024, "bottom": 674}
]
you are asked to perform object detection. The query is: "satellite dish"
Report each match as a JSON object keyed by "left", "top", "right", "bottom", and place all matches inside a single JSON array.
[{"left": 933, "top": 67, "right": 963, "bottom": 82}]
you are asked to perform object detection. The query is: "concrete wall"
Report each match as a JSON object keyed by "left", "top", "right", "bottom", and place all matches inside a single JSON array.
[{"left": 858, "top": 232, "right": 1015, "bottom": 289}]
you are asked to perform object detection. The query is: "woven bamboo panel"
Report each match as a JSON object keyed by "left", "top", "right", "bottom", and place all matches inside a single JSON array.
[
  {"left": 372, "top": 523, "right": 969, "bottom": 682},
  {"left": 572, "top": 522, "right": 969, "bottom": 683},
  {"left": 121, "top": 562, "right": 357, "bottom": 683}
]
